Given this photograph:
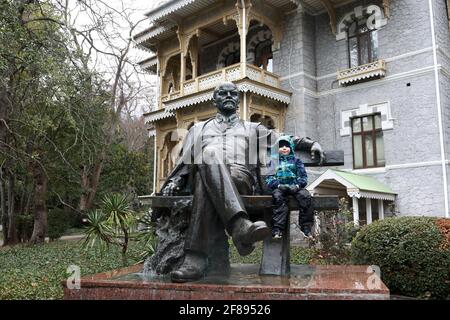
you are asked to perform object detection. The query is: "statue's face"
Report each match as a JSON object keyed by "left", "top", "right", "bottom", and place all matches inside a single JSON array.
[{"left": 213, "top": 83, "right": 240, "bottom": 115}]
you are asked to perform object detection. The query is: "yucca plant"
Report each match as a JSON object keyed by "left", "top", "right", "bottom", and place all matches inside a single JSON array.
[
  {"left": 82, "top": 194, "right": 137, "bottom": 264},
  {"left": 81, "top": 209, "right": 115, "bottom": 252},
  {"left": 104, "top": 194, "right": 137, "bottom": 263}
]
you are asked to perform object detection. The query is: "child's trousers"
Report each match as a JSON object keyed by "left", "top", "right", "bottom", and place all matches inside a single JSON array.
[{"left": 271, "top": 187, "right": 313, "bottom": 232}]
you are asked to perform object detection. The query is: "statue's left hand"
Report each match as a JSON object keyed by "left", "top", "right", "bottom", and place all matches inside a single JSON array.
[
  {"left": 162, "top": 181, "right": 180, "bottom": 196},
  {"left": 311, "top": 142, "right": 326, "bottom": 166}
]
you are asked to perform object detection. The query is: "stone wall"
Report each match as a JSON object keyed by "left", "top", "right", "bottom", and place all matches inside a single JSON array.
[
  {"left": 277, "top": 0, "right": 449, "bottom": 217},
  {"left": 275, "top": 8, "right": 318, "bottom": 140}
]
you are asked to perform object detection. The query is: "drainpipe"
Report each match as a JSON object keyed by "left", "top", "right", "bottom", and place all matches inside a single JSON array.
[{"left": 428, "top": 0, "right": 449, "bottom": 218}]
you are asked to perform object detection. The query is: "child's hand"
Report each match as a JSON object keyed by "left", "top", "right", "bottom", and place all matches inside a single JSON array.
[
  {"left": 279, "top": 185, "right": 290, "bottom": 192},
  {"left": 289, "top": 185, "right": 300, "bottom": 193}
]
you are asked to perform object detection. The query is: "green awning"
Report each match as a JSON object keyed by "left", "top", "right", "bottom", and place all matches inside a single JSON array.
[
  {"left": 330, "top": 169, "right": 396, "bottom": 194},
  {"left": 307, "top": 169, "right": 397, "bottom": 201}
]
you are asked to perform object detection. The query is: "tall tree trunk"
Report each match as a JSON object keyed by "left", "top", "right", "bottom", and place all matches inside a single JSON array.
[
  {"left": 86, "top": 154, "right": 104, "bottom": 208},
  {"left": 121, "top": 225, "right": 128, "bottom": 265},
  {"left": 7, "top": 173, "right": 18, "bottom": 244},
  {"left": 0, "top": 175, "right": 8, "bottom": 246},
  {"left": 21, "top": 190, "right": 33, "bottom": 242},
  {"left": 79, "top": 165, "right": 89, "bottom": 212},
  {"left": 79, "top": 151, "right": 105, "bottom": 212},
  {"left": 30, "top": 167, "right": 48, "bottom": 244},
  {"left": 0, "top": 86, "right": 10, "bottom": 245}
]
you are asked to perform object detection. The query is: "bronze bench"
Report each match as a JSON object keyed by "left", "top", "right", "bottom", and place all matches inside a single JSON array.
[{"left": 138, "top": 194, "right": 339, "bottom": 276}]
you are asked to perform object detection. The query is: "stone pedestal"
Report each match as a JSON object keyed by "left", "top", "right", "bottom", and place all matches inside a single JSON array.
[{"left": 63, "top": 264, "right": 389, "bottom": 300}]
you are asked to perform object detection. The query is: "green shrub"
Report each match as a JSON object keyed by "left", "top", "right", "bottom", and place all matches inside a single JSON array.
[
  {"left": 47, "top": 209, "right": 71, "bottom": 241},
  {"left": 312, "top": 198, "right": 359, "bottom": 264},
  {"left": 351, "top": 217, "right": 450, "bottom": 299}
]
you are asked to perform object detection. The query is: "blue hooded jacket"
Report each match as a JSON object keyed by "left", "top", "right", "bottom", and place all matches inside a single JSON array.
[{"left": 265, "top": 135, "right": 308, "bottom": 190}]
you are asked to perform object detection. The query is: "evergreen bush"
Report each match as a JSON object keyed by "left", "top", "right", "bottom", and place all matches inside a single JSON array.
[{"left": 351, "top": 217, "right": 450, "bottom": 299}]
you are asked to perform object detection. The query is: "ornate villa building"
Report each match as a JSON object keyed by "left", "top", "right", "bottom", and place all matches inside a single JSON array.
[{"left": 134, "top": 0, "right": 450, "bottom": 224}]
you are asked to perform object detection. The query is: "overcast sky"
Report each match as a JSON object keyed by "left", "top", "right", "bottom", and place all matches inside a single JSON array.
[{"left": 69, "top": 0, "right": 171, "bottom": 116}]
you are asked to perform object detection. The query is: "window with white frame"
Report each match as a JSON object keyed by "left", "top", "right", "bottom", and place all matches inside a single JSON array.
[{"left": 351, "top": 113, "right": 385, "bottom": 169}]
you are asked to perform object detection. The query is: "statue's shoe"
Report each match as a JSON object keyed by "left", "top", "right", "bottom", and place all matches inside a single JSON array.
[
  {"left": 170, "top": 252, "right": 207, "bottom": 283},
  {"left": 170, "top": 265, "right": 206, "bottom": 283},
  {"left": 232, "top": 220, "right": 271, "bottom": 256}
]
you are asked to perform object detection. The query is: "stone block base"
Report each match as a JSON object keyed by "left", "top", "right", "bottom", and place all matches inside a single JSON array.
[{"left": 63, "top": 264, "right": 389, "bottom": 300}]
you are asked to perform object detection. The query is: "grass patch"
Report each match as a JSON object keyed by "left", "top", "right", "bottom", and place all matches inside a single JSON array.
[
  {"left": 0, "top": 240, "right": 138, "bottom": 300},
  {"left": 63, "top": 227, "right": 86, "bottom": 236}
]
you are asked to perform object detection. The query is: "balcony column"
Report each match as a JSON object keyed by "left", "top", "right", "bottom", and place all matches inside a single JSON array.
[
  {"left": 366, "top": 198, "right": 373, "bottom": 225},
  {"left": 180, "top": 53, "right": 186, "bottom": 95},
  {"left": 152, "top": 133, "right": 157, "bottom": 195},
  {"left": 236, "top": 0, "right": 250, "bottom": 78},
  {"left": 159, "top": 66, "right": 165, "bottom": 109},
  {"left": 378, "top": 199, "right": 385, "bottom": 220},
  {"left": 177, "top": 30, "right": 186, "bottom": 95},
  {"left": 190, "top": 35, "right": 199, "bottom": 79},
  {"left": 352, "top": 196, "right": 360, "bottom": 226}
]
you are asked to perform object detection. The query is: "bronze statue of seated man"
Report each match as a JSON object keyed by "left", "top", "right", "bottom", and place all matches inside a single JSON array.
[{"left": 160, "top": 82, "right": 325, "bottom": 283}]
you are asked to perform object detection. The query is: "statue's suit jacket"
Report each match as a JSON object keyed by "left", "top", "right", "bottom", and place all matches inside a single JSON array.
[{"left": 160, "top": 116, "right": 308, "bottom": 196}]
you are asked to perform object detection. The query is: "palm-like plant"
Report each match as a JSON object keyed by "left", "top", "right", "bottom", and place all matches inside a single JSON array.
[
  {"left": 82, "top": 209, "right": 114, "bottom": 251},
  {"left": 102, "top": 194, "right": 136, "bottom": 262},
  {"left": 82, "top": 194, "right": 137, "bottom": 264}
]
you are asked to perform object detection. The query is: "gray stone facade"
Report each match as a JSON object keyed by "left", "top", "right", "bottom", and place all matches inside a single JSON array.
[
  {"left": 274, "top": 0, "right": 450, "bottom": 218},
  {"left": 148, "top": 0, "right": 450, "bottom": 218}
]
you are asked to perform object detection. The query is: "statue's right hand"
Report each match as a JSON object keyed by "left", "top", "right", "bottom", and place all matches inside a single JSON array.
[{"left": 162, "top": 181, "right": 180, "bottom": 196}]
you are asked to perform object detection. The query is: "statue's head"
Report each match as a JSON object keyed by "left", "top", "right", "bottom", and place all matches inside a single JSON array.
[{"left": 213, "top": 82, "right": 240, "bottom": 116}]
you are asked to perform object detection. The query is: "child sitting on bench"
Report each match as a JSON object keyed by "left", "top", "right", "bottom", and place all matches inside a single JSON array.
[{"left": 265, "top": 136, "right": 314, "bottom": 239}]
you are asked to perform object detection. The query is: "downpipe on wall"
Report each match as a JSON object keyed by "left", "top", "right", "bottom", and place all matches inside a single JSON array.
[{"left": 428, "top": 0, "right": 449, "bottom": 218}]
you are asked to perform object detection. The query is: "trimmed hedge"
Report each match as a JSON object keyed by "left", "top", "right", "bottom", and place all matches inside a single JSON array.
[{"left": 351, "top": 217, "right": 450, "bottom": 299}]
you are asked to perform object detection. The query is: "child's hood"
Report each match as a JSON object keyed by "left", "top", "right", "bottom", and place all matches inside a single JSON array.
[{"left": 272, "top": 135, "right": 295, "bottom": 158}]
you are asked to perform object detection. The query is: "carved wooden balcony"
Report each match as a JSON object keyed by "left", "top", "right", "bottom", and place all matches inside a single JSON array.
[
  {"left": 338, "top": 60, "right": 386, "bottom": 86},
  {"left": 159, "top": 63, "right": 290, "bottom": 112}
]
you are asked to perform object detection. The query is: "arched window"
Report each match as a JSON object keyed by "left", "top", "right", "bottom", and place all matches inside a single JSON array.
[
  {"left": 347, "top": 18, "right": 378, "bottom": 68},
  {"left": 255, "top": 41, "right": 273, "bottom": 72}
]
